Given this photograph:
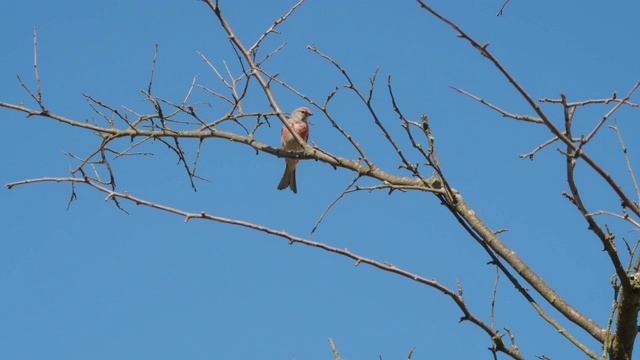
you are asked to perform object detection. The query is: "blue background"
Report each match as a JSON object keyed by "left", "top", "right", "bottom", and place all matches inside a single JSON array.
[{"left": 2, "top": 1, "right": 639, "bottom": 359}]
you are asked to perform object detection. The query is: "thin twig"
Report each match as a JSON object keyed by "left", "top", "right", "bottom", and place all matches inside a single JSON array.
[
  {"left": 388, "top": 77, "right": 451, "bottom": 195},
  {"left": 584, "top": 82, "right": 640, "bottom": 143},
  {"left": 406, "top": 346, "right": 416, "bottom": 360},
  {"left": 539, "top": 96, "right": 638, "bottom": 108},
  {"left": 490, "top": 265, "right": 500, "bottom": 330},
  {"left": 609, "top": 118, "right": 640, "bottom": 203},
  {"left": 519, "top": 136, "right": 559, "bottom": 160},
  {"left": 256, "top": 42, "right": 287, "bottom": 67},
  {"left": 248, "top": 0, "right": 305, "bottom": 56},
  {"left": 310, "top": 175, "right": 362, "bottom": 237},
  {"left": 589, "top": 210, "right": 640, "bottom": 231},
  {"left": 496, "top": 0, "right": 511, "bottom": 16},
  {"left": 148, "top": 44, "right": 159, "bottom": 94},
  {"left": 450, "top": 86, "right": 543, "bottom": 124},
  {"left": 33, "top": 27, "right": 44, "bottom": 108},
  {"left": 182, "top": 74, "right": 200, "bottom": 108}
]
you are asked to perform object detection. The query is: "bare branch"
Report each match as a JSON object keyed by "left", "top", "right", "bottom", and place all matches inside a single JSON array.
[
  {"left": 196, "top": 51, "right": 234, "bottom": 91},
  {"left": 539, "top": 95, "right": 638, "bottom": 108},
  {"left": 5, "top": 2, "right": 637, "bottom": 358},
  {"left": 603, "top": 275, "right": 619, "bottom": 359},
  {"left": 148, "top": 44, "right": 159, "bottom": 94},
  {"left": 255, "top": 42, "right": 286, "bottom": 67},
  {"left": 248, "top": 0, "right": 305, "bottom": 56},
  {"left": 449, "top": 191, "right": 606, "bottom": 344},
  {"left": 84, "top": 93, "right": 129, "bottom": 128},
  {"left": 388, "top": 78, "right": 454, "bottom": 199},
  {"left": 111, "top": 136, "right": 154, "bottom": 159},
  {"left": 609, "top": 118, "right": 640, "bottom": 203},
  {"left": 4, "top": 175, "right": 521, "bottom": 359},
  {"left": 0, "top": 101, "right": 443, "bottom": 193},
  {"left": 490, "top": 265, "right": 499, "bottom": 331},
  {"left": 310, "top": 175, "right": 362, "bottom": 237},
  {"left": 519, "top": 136, "right": 559, "bottom": 160},
  {"left": 329, "top": 338, "right": 342, "bottom": 360},
  {"left": 203, "top": 0, "right": 306, "bottom": 151},
  {"left": 348, "top": 183, "right": 439, "bottom": 194},
  {"left": 564, "top": 147, "right": 629, "bottom": 291},
  {"left": 589, "top": 210, "right": 640, "bottom": 232},
  {"left": 414, "top": 0, "right": 640, "bottom": 218},
  {"left": 584, "top": 82, "right": 640, "bottom": 143},
  {"left": 311, "top": 47, "right": 427, "bottom": 183},
  {"left": 504, "top": 328, "right": 520, "bottom": 358},
  {"left": 16, "top": 28, "right": 47, "bottom": 114},
  {"left": 182, "top": 74, "right": 199, "bottom": 108},
  {"left": 496, "top": 0, "right": 511, "bottom": 16},
  {"left": 33, "top": 27, "right": 44, "bottom": 110},
  {"left": 406, "top": 346, "right": 416, "bottom": 360},
  {"left": 450, "top": 86, "right": 543, "bottom": 124}
]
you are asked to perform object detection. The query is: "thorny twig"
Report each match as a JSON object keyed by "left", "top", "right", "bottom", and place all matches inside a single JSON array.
[
  {"left": 4, "top": 175, "right": 520, "bottom": 358},
  {"left": 310, "top": 175, "right": 362, "bottom": 237}
]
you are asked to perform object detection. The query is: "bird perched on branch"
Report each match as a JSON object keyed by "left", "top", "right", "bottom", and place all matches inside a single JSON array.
[{"left": 277, "top": 106, "right": 313, "bottom": 193}]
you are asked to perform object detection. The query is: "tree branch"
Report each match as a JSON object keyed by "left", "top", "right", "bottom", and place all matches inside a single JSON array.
[
  {"left": 6, "top": 175, "right": 522, "bottom": 359},
  {"left": 414, "top": 0, "right": 640, "bottom": 219}
]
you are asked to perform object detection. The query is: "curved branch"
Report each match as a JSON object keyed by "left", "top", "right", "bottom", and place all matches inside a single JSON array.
[
  {"left": 414, "top": 0, "right": 640, "bottom": 219},
  {"left": 442, "top": 193, "right": 602, "bottom": 358},
  {"left": 5, "top": 175, "right": 523, "bottom": 359},
  {"left": 451, "top": 192, "right": 606, "bottom": 343},
  {"left": 449, "top": 86, "right": 543, "bottom": 124}
]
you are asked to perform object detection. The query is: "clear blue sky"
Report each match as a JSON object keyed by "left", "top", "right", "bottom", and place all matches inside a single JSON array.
[{"left": 2, "top": 1, "right": 639, "bottom": 359}]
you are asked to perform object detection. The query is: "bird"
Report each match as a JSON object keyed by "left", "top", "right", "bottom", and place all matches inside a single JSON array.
[{"left": 277, "top": 106, "right": 313, "bottom": 193}]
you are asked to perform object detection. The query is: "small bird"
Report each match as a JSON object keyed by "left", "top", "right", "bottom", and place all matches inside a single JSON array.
[{"left": 277, "top": 106, "right": 313, "bottom": 193}]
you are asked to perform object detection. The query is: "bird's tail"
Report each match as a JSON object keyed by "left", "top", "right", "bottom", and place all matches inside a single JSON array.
[{"left": 277, "top": 163, "right": 297, "bottom": 193}]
